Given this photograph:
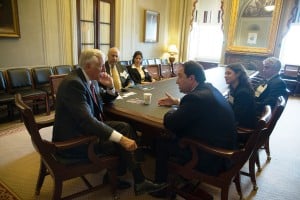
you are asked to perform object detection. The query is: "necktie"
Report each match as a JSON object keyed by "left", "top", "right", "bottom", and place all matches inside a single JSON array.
[
  {"left": 90, "top": 83, "right": 104, "bottom": 121},
  {"left": 111, "top": 65, "right": 122, "bottom": 91},
  {"left": 90, "top": 83, "right": 98, "bottom": 105}
]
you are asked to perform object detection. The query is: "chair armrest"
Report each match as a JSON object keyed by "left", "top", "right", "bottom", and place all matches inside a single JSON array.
[
  {"left": 50, "top": 135, "right": 98, "bottom": 151},
  {"left": 36, "top": 118, "right": 54, "bottom": 129},
  {"left": 179, "top": 138, "right": 238, "bottom": 159},
  {"left": 236, "top": 127, "right": 255, "bottom": 135}
]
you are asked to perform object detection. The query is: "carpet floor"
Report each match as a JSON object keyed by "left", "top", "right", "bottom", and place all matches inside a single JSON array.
[{"left": 0, "top": 97, "right": 299, "bottom": 200}]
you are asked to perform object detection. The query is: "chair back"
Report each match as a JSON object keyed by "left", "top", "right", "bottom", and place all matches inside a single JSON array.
[
  {"left": 146, "top": 64, "right": 161, "bottom": 80},
  {"left": 49, "top": 74, "right": 67, "bottom": 104},
  {"left": 54, "top": 65, "right": 72, "bottom": 75},
  {"left": 283, "top": 64, "right": 300, "bottom": 79},
  {"left": 160, "top": 64, "right": 173, "bottom": 79},
  {"left": 6, "top": 68, "right": 34, "bottom": 92},
  {"left": 147, "top": 59, "right": 155, "bottom": 65},
  {"left": 265, "top": 96, "right": 286, "bottom": 137},
  {"left": 32, "top": 67, "right": 53, "bottom": 87}
]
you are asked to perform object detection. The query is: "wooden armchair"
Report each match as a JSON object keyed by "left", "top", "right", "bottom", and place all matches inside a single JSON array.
[
  {"left": 49, "top": 74, "right": 67, "bottom": 106},
  {"left": 146, "top": 64, "right": 161, "bottom": 81},
  {"left": 53, "top": 65, "right": 73, "bottom": 75},
  {"left": 14, "top": 93, "right": 119, "bottom": 199},
  {"left": 168, "top": 105, "right": 272, "bottom": 200}
]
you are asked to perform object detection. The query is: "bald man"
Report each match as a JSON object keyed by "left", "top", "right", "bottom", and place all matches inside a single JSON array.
[{"left": 105, "top": 47, "right": 134, "bottom": 91}]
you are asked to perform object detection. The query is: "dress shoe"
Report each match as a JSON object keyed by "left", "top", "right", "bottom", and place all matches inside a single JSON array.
[
  {"left": 102, "top": 173, "right": 131, "bottom": 190},
  {"left": 149, "top": 187, "right": 170, "bottom": 198},
  {"left": 134, "top": 179, "right": 168, "bottom": 196}
]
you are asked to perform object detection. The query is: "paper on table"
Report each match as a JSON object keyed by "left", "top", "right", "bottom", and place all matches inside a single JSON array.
[{"left": 117, "top": 92, "right": 137, "bottom": 100}]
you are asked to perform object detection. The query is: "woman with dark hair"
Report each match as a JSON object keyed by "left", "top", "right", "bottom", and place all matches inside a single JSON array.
[
  {"left": 128, "top": 51, "right": 153, "bottom": 84},
  {"left": 225, "top": 63, "right": 257, "bottom": 128}
]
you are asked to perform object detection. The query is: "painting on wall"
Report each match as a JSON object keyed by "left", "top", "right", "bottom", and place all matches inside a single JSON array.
[
  {"left": 144, "top": 10, "right": 159, "bottom": 43},
  {"left": 0, "top": 0, "right": 20, "bottom": 38}
]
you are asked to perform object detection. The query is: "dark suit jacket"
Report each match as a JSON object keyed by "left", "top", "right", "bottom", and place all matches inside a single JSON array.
[
  {"left": 127, "top": 65, "right": 152, "bottom": 84},
  {"left": 164, "top": 83, "right": 237, "bottom": 175},
  {"left": 53, "top": 68, "right": 118, "bottom": 157},
  {"left": 228, "top": 84, "right": 257, "bottom": 128},
  {"left": 104, "top": 62, "right": 134, "bottom": 88},
  {"left": 255, "top": 74, "right": 287, "bottom": 112}
]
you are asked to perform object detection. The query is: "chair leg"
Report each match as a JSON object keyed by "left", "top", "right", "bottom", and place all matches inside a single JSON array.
[
  {"left": 233, "top": 173, "right": 243, "bottom": 199},
  {"left": 264, "top": 138, "right": 271, "bottom": 161},
  {"left": 53, "top": 178, "right": 63, "bottom": 200},
  {"left": 221, "top": 185, "right": 230, "bottom": 200},
  {"left": 255, "top": 151, "right": 261, "bottom": 172},
  {"left": 249, "top": 153, "right": 258, "bottom": 191},
  {"left": 35, "top": 161, "right": 47, "bottom": 195}
]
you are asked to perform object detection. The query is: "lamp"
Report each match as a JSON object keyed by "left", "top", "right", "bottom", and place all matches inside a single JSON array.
[
  {"left": 264, "top": 0, "right": 275, "bottom": 12},
  {"left": 168, "top": 44, "right": 178, "bottom": 76}
]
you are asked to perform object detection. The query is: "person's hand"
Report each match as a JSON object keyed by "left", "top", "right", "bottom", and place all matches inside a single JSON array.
[
  {"left": 99, "top": 72, "right": 114, "bottom": 88},
  {"left": 119, "top": 136, "right": 138, "bottom": 151},
  {"left": 158, "top": 92, "right": 179, "bottom": 106}
]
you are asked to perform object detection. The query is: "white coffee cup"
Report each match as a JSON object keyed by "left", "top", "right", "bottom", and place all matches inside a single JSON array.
[{"left": 143, "top": 93, "right": 152, "bottom": 105}]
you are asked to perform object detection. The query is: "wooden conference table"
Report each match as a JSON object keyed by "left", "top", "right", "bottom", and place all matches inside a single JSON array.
[{"left": 104, "top": 66, "right": 257, "bottom": 136}]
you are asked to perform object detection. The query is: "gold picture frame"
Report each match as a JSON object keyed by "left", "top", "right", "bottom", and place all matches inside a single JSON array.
[
  {"left": 226, "top": 0, "right": 282, "bottom": 55},
  {"left": 144, "top": 10, "right": 159, "bottom": 43},
  {"left": 0, "top": 0, "right": 20, "bottom": 38}
]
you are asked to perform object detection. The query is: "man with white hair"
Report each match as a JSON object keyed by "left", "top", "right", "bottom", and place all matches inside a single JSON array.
[
  {"left": 53, "top": 49, "right": 167, "bottom": 196},
  {"left": 254, "top": 57, "right": 287, "bottom": 112}
]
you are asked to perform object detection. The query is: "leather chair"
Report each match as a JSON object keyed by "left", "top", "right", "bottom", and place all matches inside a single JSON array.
[
  {"left": 14, "top": 93, "right": 119, "bottom": 199},
  {"left": 0, "top": 71, "right": 15, "bottom": 120},
  {"left": 53, "top": 65, "right": 73, "bottom": 75},
  {"left": 159, "top": 64, "right": 173, "bottom": 79},
  {"left": 146, "top": 64, "right": 161, "bottom": 81},
  {"left": 168, "top": 105, "right": 272, "bottom": 200},
  {"left": 6, "top": 68, "right": 50, "bottom": 115},
  {"left": 32, "top": 66, "right": 54, "bottom": 96},
  {"left": 49, "top": 74, "right": 67, "bottom": 106}
]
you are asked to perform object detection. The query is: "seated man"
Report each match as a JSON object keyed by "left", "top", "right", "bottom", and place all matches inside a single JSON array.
[
  {"left": 53, "top": 48, "right": 166, "bottom": 196},
  {"left": 105, "top": 47, "right": 134, "bottom": 91},
  {"left": 254, "top": 57, "right": 287, "bottom": 113},
  {"left": 150, "top": 61, "right": 237, "bottom": 197}
]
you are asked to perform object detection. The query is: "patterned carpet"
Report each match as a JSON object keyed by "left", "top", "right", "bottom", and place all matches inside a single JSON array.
[
  {"left": 0, "top": 97, "right": 300, "bottom": 199},
  {"left": 0, "top": 181, "right": 20, "bottom": 200}
]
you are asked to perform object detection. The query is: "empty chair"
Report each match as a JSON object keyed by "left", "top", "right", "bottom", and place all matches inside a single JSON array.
[
  {"left": 160, "top": 64, "right": 173, "bottom": 79},
  {"left": 6, "top": 68, "right": 50, "bottom": 115},
  {"left": 146, "top": 64, "right": 161, "bottom": 81},
  {"left": 0, "top": 71, "right": 15, "bottom": 120},
  {"left": 53, "top": 65, "right": 73, "bottom": 75},
  {"left": 14, "top": 93, "right": 119, "bottom": 199},
  {"left": 31, "top": 66, "right": 54, "bottom": 95},
  {"left": 168, "top": 105, "right": 272, "bottom": 200}
]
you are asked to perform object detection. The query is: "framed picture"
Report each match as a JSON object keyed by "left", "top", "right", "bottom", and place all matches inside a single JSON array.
[
  {"left": 0, "top": 0, "right": 20, "bottom": 38},
  {"left": 144, "top": 10, "right": 159, "bottom": 43}
]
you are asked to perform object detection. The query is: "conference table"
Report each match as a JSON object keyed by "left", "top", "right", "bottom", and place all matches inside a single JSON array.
[{"left": 104, "top": 66, "right": 257, "bottom": 136}]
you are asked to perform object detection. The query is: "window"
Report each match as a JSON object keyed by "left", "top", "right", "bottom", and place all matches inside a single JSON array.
[
  {"left": 187, "top": 0, "right": 223, "bottom": 62},
  {"left": 279, "top": 23, "right": 300, "bottom": 66},
  {"left": 77, "top": 0, "right": 115, "bottom": 57}
]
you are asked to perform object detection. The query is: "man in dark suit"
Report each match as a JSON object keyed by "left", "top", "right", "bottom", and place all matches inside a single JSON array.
[
  {"left": 150, "top": 61, "right": 237, "bottom": 197},
  {"left": 105, "top": 47, "right": 134, "bottom": 91},
  {"left": 254, "top": 57, "right": 287, "bottom": 112},
  {"left": 53, "top": 48, "right": 166, "bottom": 196}
]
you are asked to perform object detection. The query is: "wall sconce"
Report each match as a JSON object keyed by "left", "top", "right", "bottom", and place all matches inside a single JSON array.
[
  {"left": 264, "top": 0, "right": 275, "bottom": 12},
  {"left": 168, "top": 44, "right": 178, "bottom": 76}
]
